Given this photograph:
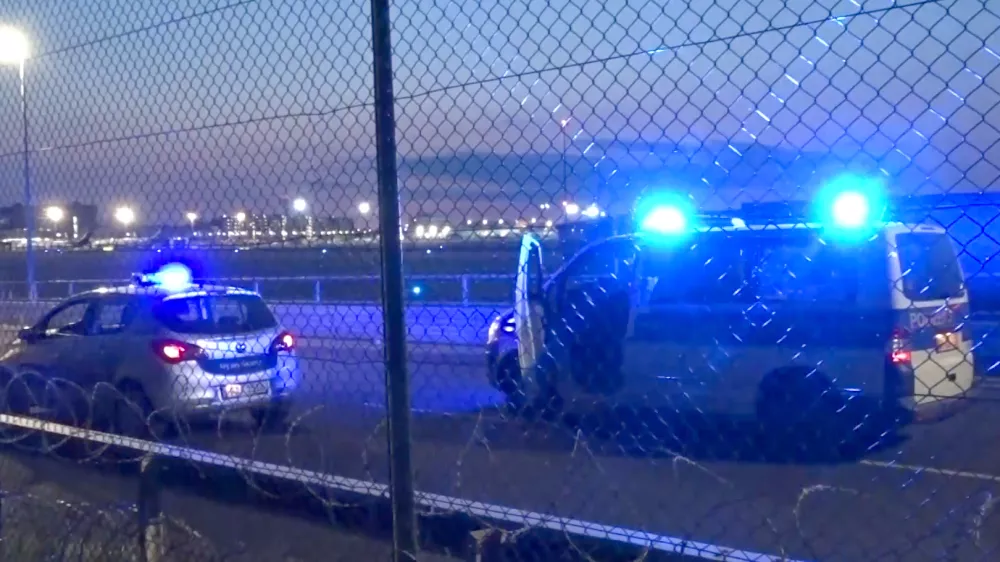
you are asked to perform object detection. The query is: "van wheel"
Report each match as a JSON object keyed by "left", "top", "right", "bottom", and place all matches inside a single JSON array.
[
  {"left": 498, "top": 354, "right": 563, "bottom": 423},
  {"left": 756, "top": 369, "right": 844, "bottom": 452}
]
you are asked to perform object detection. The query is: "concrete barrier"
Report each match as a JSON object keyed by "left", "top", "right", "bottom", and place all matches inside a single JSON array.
[{"left": 0, "top": 300, "right": 506, "bottom": 347}]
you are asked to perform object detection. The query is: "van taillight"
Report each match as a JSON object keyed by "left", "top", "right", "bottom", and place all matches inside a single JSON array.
[
  {"left": 271, "top": 331, "right": 295, "bottom": 352},
  {"left": 890, "top": 328, "right": 912, "bottom": 365},
  {"left": 153, "top": 340, "right": 203, "bottom": 364}
]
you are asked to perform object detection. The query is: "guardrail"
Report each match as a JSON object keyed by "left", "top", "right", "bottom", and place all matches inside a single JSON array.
[{"left": 0, "top": 274, "right": 518, "bottom": 307}]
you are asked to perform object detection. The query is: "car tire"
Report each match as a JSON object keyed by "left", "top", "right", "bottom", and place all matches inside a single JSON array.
[
  {"left": 113, "top": 383, "right": 166, "bottom": 441},
  {"left": 251, "top": 402, "right": 291, "bottom": 430}
]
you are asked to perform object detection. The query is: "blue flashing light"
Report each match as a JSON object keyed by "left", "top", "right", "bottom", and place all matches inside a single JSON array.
[
  {"left": 830, "top": 190, "right": 870, "bottom": 229},
  {"left": 814, "top": 173, "right": 886, "bottom": 241},
  {"left": 143, "top": 263, "right": 193, "bottom": 292},
  {"left": 411, "top": 285, "right": 423, "bottom": 296},
  {"left": 634, "top": 191, "right": 697, "bottom": 238},
  {"left": 641, "top": 206, "right": 687, "bottom": 234}
]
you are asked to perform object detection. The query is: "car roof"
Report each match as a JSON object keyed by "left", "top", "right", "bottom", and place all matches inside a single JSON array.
[{"left": 75, "top": 284, "right": 259, "bottom": 300}]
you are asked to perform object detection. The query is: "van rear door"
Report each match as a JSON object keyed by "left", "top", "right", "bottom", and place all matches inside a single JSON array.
[{"left": 888, "top": 227, "right": 973, "bottom": 406}]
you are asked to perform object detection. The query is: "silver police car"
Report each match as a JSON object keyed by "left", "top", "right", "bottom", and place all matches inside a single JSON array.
[{"left": 0, "top": 266, "right": 300, "bottom": 438}]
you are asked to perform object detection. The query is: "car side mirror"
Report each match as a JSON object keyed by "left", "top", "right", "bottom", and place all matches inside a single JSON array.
[{"left": 18, "top": 327, "right": 39, "bottom": 343}]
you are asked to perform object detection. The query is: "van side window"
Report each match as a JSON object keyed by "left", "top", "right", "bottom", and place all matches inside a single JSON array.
[
  {"left": 559, "top": 239, "right": 640, "bottom": 295},
  {"left": 752, "top": 238, "right": 860, "bottom": 303},
  {"left": 641, "top": 239, "right": 748, "bottom": 304}
]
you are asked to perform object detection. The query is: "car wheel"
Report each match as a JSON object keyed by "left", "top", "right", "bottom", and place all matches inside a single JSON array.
[
  {"left": 113, "top": 383, "right": 166, "bottom": 441},
  {"left": 251, "top": 403, "right": 291, "bottom": 430}
]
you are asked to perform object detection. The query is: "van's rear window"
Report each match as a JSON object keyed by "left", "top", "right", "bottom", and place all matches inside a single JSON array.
[
  {"left": 153, "top": 294, "right": 277, "bottom": 334},
  {"left": 896, "top": 232, "right": 965, "bottom": 301}
]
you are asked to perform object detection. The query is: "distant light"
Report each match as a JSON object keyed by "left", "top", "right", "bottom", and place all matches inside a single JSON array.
[
  {"left": 466, "top": 219, "right": 473, "bottom": 225},
  {"left": 412, "top": 285, "right": 423, "bottom": 296},
  {"left": 640, "top": 206, "right": 687, "bottom": 234},
  {"left": 582, "top": 204, "right": 600, "bottom": 218},
  {"left": 831, "top": 191, "right": 870, "bottom": 229},
  {"left": 565, "top": 203, "right": 580, "bottom": 216},
  {"left": 292, "top": 198, "right": 308, "bottom": 213},
  {"left": 426, "top": 249, "right": 432, "bottom": 254},
  {"left": 415, "top": 224, "right": 425, "bottom": 238},
  {"left": 44, "top": 206, "right": 64, "bottom": 223},
  {"left": 0, "top": 26, "right": 30, "bottom": 66},
  {"left": 530, "top": 217, "right": 537, "bottom": 224},
  {"left": 358, "top": 201, "right": 372, "bottom": 215},
  {"left": 482, "top": 219, "right": 488, "bottom": 225},
  {"left": 114, "top": 206, "right": 135, "bottom": 226},
  {"left": 185, "top": 211, "right": 198, "bottom": 224},
  {"left": 427, "top": 224, "right": 439, "bottom": 238},
  {"left": 235, "top": 212, "right": 246, "bottom": 223},
  {"left": 440, "top": 225, "right": 451, "bottom": 237},
  {"left": 545, "top": 220, "right": 553, "bottom": 227},
  {"left": 731, "top": 217, "right": 747, "bottom": 228},
  {"left": 498, "top": 219, "right": 504, "bottom": 225}
]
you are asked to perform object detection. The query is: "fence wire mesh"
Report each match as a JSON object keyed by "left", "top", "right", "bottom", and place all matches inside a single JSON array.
[{"left": 0, "top": 0, "right": 995, "bottom": 561}]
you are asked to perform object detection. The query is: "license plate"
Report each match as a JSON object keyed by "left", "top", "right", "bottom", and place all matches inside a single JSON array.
[
  {"left": 222, "top": 381, "right": 269, "bottom": 399},
  {"left": 935, "top": 332, "right": 961, "bottom": 352}
]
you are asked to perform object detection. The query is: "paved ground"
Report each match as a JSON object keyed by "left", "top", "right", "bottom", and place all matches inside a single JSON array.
[{"left": 4, "top": 338, "right": 1000, "bottom": 561}]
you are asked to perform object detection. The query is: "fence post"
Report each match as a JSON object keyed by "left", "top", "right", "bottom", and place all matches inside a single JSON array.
[
  {"left": 138, "top": 455, "right": 165, "bottom": 562},
  {"left": 314, "top": 280, "right": 321, "bottom": 303},
  {"left": 67, "top": 281, "right": 74, "bottom": 296},
  {"left": 461, "top": 275, "right": 470, "bottom": 306},
  {"left": 18, "top": 63, "right": 36, "bottom": 304},
  {"left": 369, "top": 0, "right": 418, "bottom": 559},
  {"left": 254, "top": 280, "right": 260, "bottom": 295}
]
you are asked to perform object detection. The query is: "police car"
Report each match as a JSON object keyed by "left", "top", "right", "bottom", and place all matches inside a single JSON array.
[
  {"left": 0, "top": 264, "right": 300, "bottom": 438},
  {"left": 487, "top": 179, "right": 977, "bottom": 432}
]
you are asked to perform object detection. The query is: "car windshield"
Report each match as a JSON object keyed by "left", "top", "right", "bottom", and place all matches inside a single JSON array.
[
  {"left": 896, "top": 232, "right": 965, "bottom": 301},
  {"left": 153, "top": 294, "right": 278, "bottom": 335}
]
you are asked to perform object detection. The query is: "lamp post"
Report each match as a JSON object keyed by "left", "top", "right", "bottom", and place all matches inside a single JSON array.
[{"left": 0, "top": 26, "right": 33, "bottom": 299}]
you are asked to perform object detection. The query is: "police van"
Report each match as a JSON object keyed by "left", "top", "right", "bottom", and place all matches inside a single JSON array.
[{"left": 487, "top": 182, "right": 976, "bottom": 430}]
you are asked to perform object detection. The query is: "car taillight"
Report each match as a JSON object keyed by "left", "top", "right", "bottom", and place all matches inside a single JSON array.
[
  {"left": 271, "top": 331, "right": 295, "bottom": 352},
  {"left": 153, "top": 340, "right": 203, "bottom": 364},
  {"left": 890, "top": 328, "right": 912, "bottom": 365}
]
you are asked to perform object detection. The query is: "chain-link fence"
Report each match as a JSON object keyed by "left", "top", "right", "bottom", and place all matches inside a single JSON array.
[{"left": 0, "top": 0, "right": 997, "bottom": 560}]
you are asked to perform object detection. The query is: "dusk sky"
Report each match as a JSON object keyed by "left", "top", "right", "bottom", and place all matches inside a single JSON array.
[{"left": 0, "top": 0, "right": 996, "bottom": 225}]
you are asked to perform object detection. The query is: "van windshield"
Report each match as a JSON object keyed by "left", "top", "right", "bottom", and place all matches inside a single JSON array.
[
  {"left": 154, "top": 294, "right": 278, "bottom": 335},
  {"left": 896, "top": 232, "right": 965, "bottom": 301}
]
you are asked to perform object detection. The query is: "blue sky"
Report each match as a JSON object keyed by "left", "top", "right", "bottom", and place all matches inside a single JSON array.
[{"left": 0, "top": 0, "right": 996, "bottom": 225}]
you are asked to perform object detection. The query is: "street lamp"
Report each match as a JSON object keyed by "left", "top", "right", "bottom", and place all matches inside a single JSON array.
[
  {"left": 358, "top": 201, "right": 371, "bottom": 215},
  {"left": 44, "top": 206, "right": 64, "bottom": 223},
  {"left": 235, "top": 211, "right": 246, "bottom": 223},
  {"left": 115, "top": 206, "right": 135, "bottom": 226},
  {"left": 0, "top": 25, "right": 34, "bottom": 297},
  {"left": 185, "top": 212, "right": 197, "bottom": 230},
  {"left": 292, "top": 197, "right": 307, "bottom": 213}
]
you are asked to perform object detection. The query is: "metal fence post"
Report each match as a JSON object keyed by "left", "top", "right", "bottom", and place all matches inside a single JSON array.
[
  {"left": 138, "top": 455, "right": 165, "bottom": 562},
  {"left": 369, "top": 0, "right": 418, "bottom": 559},
  {"left": 461, "top": 275, "right": 470, "bottom": 306},
  {"left": 18, "top": 61, "right": 36, "bottom": 303},
  {"left": 67, "top": 281, "right": 74, "bottom": 296},
  {"left": 314, "top": 279, "right": 321, "bottom": 303}
]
